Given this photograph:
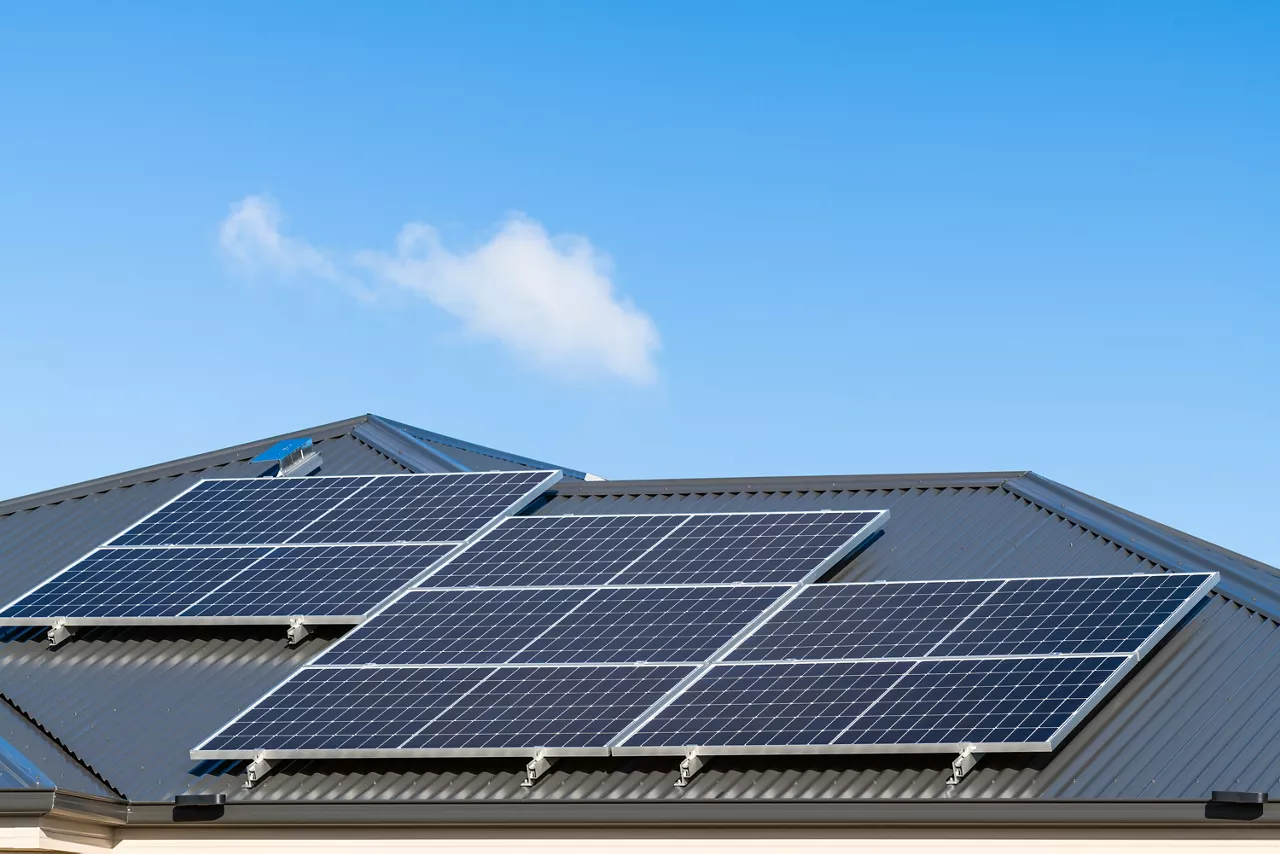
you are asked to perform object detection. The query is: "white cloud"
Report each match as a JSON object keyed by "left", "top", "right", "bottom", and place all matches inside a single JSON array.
[
  {"left": 356, "top": 216, "right": 660, "bottom": 384},
  {"left": 217, "top": 196, "right": 660, "bottom": 384},
  {"left": 218, "top": 195, "right": 343, "bottom": 283}
]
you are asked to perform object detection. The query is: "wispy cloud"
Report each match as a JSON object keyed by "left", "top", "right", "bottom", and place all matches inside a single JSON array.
[{"left": 217, "top": 195, "right": 660, "bottom": 384}]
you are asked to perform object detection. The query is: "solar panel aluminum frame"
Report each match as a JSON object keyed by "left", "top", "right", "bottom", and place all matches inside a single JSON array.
[
  {"left": 0, "top": 470, "right": 564, "bottom": 628},
  {"left": 609, "top": 571, "right": 1219, "bottom": 757},
  {"left": 404, "top": 507, "right": 892, "bottom": 590}
]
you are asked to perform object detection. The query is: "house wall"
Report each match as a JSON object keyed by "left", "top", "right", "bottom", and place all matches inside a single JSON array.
[{"left": 11, "top": 823, "right": 1280, "bottom": 854}]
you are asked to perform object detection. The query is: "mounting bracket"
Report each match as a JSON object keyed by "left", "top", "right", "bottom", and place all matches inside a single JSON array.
[
  {"left": 47, "top": 619, "right": 74, "bottom": 649},
  {"left": 520, "top": 750, "right": 556, "bottom": 787},
  {"left": 244, "top": 753, "right": 275, "bottom": 789},
  {"left": 674, "top": 748, "right": 706, "bottom": 788},
  {"left": 286, "top": 617, "right": 310, "bottom": 646},
  {"left": 947, "top": 745, "right": 983, "bottom": 786}
]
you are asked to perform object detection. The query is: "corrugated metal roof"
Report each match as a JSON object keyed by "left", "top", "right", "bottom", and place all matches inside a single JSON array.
[
  {"left": 2, "top": 419, "right": 1278, "bottom": 806},
  {"left": 180, "top": 479, "right": 1280, "bottom": 804}
]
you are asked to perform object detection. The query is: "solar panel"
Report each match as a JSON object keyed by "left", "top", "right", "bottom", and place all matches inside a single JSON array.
[
  {"left": 725, "top": 580, "right": 1002, "bottom": 662},
  {"left": 1, "top": 470, "right": 563, "bottom": 625},
  {"left": 420, "top": 514, "right": 688, "bottom": 588},
  {"left": 422, "top": 510, "right": 888, "bottom": 589},
  {"left": 199, "top": 666, "right": 492, "bottom": 753},
  {"left": 0, "top": 548, "right": 270, "bottom": 619},
  {"left": 292, "top": 471, "right": 556, "bottom": 545},
  {"left": 832, "top": 655, "right": 1129, "bottom": 748},
  {"left": 510, "top": 585, "right": 792, "bottom": 665},
  {"left": 181, "top": 544, "right": 455, "bottom": 619},
  {"left": 316, "top": 587, "right": 593, "bottom": 666},
  {"left": 620, "top": 660, "right": 912, "bottom": 749},
  {"left": 110, "top": 477, "right": 375, "bottom": 547},
  {"left": 928, "top": 573, "right": 1214, "bottom": 657},
  {"left": 401, "top": 665, "right": 692, "bottom": 753},
  {"left": 612, "top": 511, "right": 886, "bottom": 585}
]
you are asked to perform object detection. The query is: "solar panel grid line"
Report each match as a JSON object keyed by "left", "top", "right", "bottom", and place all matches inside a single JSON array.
[
  {"left": 607, "top": 510, "right": 889, "bottom": 586},
  {"left": 309, "top": 586, "right": 599, "bottom": 667},
  {"left": 177, "top": 543, "right": 460, "bottom": 620},
  {"left": 411, "top": 513, "right": 695, "bottom": 589},
  {"left": 723, "top": 579, "right": 1006, "bottom": 663},
  {"left": 604, "top": 574, "right": 827, "bottom": 748},
  {"left": 287, "top": 470, "right": 563, "bottom": 547},
  {"left": 108, "top": 476, "right": 378, "bottom": 547}
]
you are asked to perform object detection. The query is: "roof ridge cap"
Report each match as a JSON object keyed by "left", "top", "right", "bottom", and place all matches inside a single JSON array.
[{"left": 0, "top": 415, "right": 371, "bottom": 518}]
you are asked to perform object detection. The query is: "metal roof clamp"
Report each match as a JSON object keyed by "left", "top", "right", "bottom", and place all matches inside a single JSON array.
[
  {"left": 521, "top": 750, "right": 556, "bottom": 787},
  {"left": 674, "top": 748, "right": 706, "bottom": 788},
  {"left": 47, "top": 618, "right": 74, "bottom": 649},
  {"left": 286, "top": 617, "right": 310, "bottom": 646},
  {"left": 244, "top": 752, "right": 275, "bottom": 789},
  {"left": 947, "top": 745, "right": 983, "bottom": 786}
]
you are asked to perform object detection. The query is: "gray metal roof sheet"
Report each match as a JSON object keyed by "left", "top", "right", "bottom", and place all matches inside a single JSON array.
[{"left": 1, "top": 417, "right": 1277, "bottom": 806}]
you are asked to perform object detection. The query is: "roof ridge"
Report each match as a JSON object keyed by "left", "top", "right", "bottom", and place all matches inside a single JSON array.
[
  {"left": 0, "top": 415, "right": 371, "bottom": 518},
  {"left": 373, "top": 415, "right": 588, "bottom": 480},
  {"left": 1003, "top": 473, "right": 1280, "bottom": 622},
  {"left": 550, "top": 471, "right": 1031, "bottom": 496}
]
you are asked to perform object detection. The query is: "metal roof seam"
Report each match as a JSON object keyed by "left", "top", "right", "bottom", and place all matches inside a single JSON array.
[{"left": 0, "top": 689, "right": 124, "bottom": 798}]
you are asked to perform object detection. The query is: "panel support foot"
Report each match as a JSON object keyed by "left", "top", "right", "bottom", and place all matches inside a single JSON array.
[
  {"left": 521, "top": 750, "right": 556, "bottom": 787},
  {"left": 675, "top": 748, "right": 706, "bottom": 788},
  {"left": 947, "top": 745, "right": 983, "bottom": 785},
  {"left": 47, "top": 619, "right": 74, "bottom": 649},
  {"left": 287, "top": 617, "right": 310, "bottom": 645},
  {"left": 244, "top": 753, "right": 274, "bottom": 789}
]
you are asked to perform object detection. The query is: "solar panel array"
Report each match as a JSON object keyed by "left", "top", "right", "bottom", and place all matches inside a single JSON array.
[
  {"left": 194, "top": 509, "right": 890, "bottom": 757},
  {"left": 0, "top": 470, "right": 561, "bottom": 624},
  {"left": 196, "top": 561, "right": 1214, "bottom": 759}
]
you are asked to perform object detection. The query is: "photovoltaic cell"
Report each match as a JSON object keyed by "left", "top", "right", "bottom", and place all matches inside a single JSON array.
[
  {"left": 929, "top": 573, "right": 1214, "bottom": 657},
  {"left": 316, "top": 587, "right": 593, "bottom": 666},
  {"left": 511, "top": 585, "right": 791, "bottom": 665},
  {"left": 725, "top": 580, "right": 1001, "bottom": 662},
  {"left": 181, "top": 544, "right": 455, "bottom": 618},
  {"left": 110, "top": 477, "right": 374, "bottom": 547},
  {"left": 833, "top": 655, "right": 1129, "bottom": 747},
  {"left": 200, "top": 666, "right": 491, "bottom": 752},
  {"left": 403, "top": 664, "right": 692, "bottom": 751},
  {"left": 421, "top": 514, "right": 687, "bottom": 588},
  {"left": 623, "top": 661, "right": 912, "bottom": 749},
  {"left": 613, "top": 511, "right": 885, "bottom": 585},
  {"left": 291, "top": 471, "right": 555, "bottom": 545},
  {"left": 0, "top": 548, "right": 271, "bottom": 618}
]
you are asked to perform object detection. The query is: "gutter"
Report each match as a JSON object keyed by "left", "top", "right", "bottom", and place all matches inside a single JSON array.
[{"left": 114, "top": 797, "right": 1277, "bottom": 829}]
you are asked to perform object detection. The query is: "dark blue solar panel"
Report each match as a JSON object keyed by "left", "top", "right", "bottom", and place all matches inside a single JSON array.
[
  {"left": 929, "top": 573, "right": 1215, "bottom": 657},
  {"left": 316, "top": 587, "right": 593, "bottom": 666},
  {"left": 199, "top": 666, "right": 492, "bottom": 752},
  {"left": 290, "top": 471, "right": 556, "bottom": 545},
  {"left": 420, "top": 514, "right": 687, "bottom": 588},
  {"left": 834, "top": 655, "right": 1129, "bottom": 747},
  {"left": 623, "top": 661, "right": 912, "bottom": 749},
  {"left": 726, "top": 580, "right": 1001, "bottom": 662},
  {"left": 614, "top": 511, "right": 884, "bottom": 585},
  {"left": 511, "top": 585, "right": 790, "bottom": 665},
  {"left": 110, "top": 477, "right": 374, "bottom": 547},
  {"left": 0, "top": 548, "right": 271, "bottom": 618},
  {"left": 402, "top": 664, "right": 692, "bottom": 751},
  {"left": 181, "top": 544, "right": 455, "bottom": 618}
]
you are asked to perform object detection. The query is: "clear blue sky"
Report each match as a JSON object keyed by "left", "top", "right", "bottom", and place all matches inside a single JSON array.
[{"left": 2, "top": 3, "right": 1277, "bottom": 565}]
